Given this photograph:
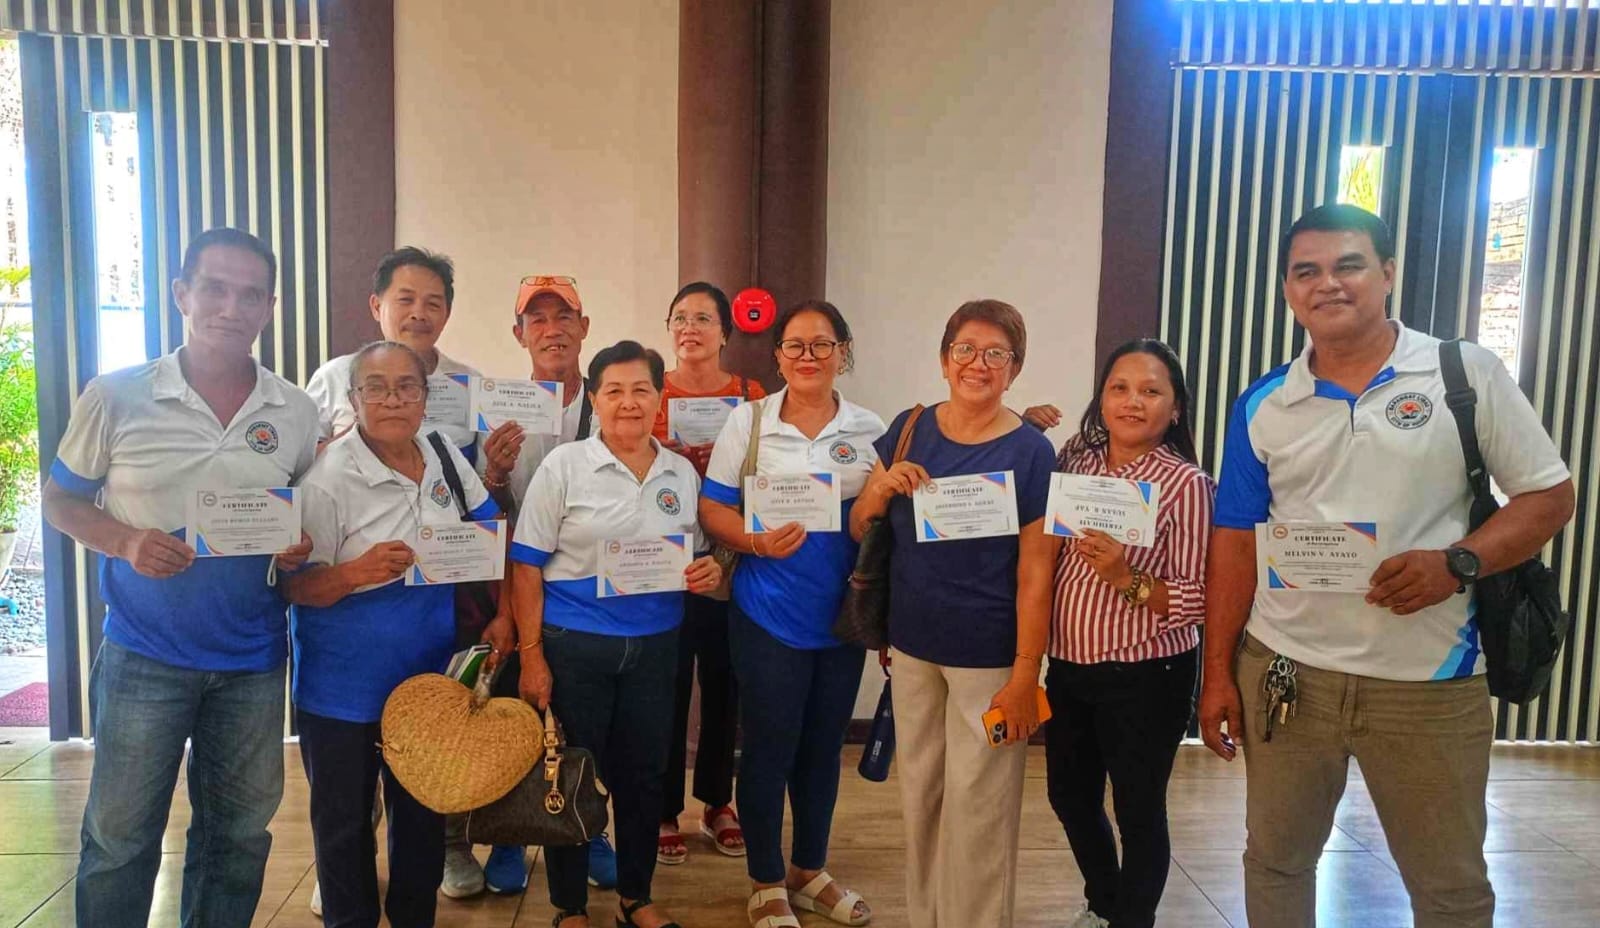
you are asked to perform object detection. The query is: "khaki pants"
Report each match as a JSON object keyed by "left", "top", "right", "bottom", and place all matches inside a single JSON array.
[
  {"left": 1236, "top": 634, "right": 1495, "bottom": 928},
  {"left": 892, "top": 649, "right": 1027, "bottom": 928}
]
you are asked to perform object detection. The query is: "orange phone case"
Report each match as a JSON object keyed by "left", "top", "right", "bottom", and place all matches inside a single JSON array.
[{"left": 982, "top": 687, "right": 1053, "bottom": 747}]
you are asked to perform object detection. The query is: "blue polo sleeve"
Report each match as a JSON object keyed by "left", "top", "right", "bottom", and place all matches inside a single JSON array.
[
  {"left": 50, "top": 380, "right": 111, "bottom": 498},
  {"left": 1214, "top": 396, "right": 1271, "bottom": 529}
]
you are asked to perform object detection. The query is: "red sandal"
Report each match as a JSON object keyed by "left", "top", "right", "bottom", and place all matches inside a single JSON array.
[
  {"left": 701, "top": 805, "right": 746, "bottom": 857},
  {"left": 657, "top": 821, "right": 688, "bottom": 865}
]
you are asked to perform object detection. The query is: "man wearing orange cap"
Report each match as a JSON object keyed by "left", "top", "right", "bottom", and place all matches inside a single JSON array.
[{"left": 453, "top": 275, "right": 620, "bottom": 898}]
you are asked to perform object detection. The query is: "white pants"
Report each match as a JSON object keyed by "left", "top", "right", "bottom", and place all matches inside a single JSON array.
[{"left": 892, "top": 648, "right": 1028, "bottom": 928}]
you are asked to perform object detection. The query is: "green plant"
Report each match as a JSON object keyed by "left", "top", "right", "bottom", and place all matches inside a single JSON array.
[{"left": 0, "top": 266, "right": 35, "bottom": 533}]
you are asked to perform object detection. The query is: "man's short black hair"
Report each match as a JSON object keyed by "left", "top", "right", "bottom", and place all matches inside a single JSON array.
[
  {"left": 1279, "top": 204, "right": 1395, "bottom": 280},
  {"left": 180, "top": 228, "right": 277, "bottom": 294},
  {"left": 587, "top": 340, "right": 666, "bottom": 391},
  {"left": 374, "top": 246, "right": 456, "bottom": 311}
]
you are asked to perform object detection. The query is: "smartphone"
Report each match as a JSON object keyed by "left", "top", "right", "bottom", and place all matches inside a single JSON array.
[{"left": 982, "top": 687, "right": 1054, "bottom": 747}]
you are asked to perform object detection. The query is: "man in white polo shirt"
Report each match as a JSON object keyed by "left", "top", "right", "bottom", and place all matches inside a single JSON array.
[
  {"left": 42, "top": 228, "right": 320, "bottom": 928},
  {"left": 305, "top": 246, "right": 483, "bottom": 459},
  {"left": 1198, "top": 204, "right": 1574, "bottom": 928}
]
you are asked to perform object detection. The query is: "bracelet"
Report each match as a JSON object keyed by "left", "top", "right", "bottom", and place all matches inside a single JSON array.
[
  {"left": 1016, "top": 651, "right": 1042, "bottom": 663},
  {"left": 1120, "top": 568, "right": 1154, "bottom": 608},
  {"left": 483, "top": 471, "right": 510, "bottom": 490},
  {"left": 749, "top": 532, "right": 763, "bottom": 557},
  {"left": 517, "top": 639, "right": 543, "bottom": 652}
]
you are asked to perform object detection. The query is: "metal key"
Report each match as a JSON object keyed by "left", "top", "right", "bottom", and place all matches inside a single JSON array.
[
  {"left": 1262, "top": 655, "right": 1299, "bottom": 742},
  {"left": 1262, "top": 669, "right": 1287, "bottom": 742}
]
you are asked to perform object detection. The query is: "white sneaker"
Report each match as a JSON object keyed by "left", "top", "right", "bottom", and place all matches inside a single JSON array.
[
  {"left": 441, "top": 846, "right": 486, "bottom": 898},
  {"left": 309, "top": 881, "right": 322, "bottom": 917},
  {"left": 1065, "top": 904, "right": 1109, "bottom": 928}
]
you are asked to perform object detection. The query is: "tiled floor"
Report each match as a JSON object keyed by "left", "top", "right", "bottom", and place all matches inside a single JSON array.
[{"left": 1, "top": 729, "right": 1597, "bottom": 926}]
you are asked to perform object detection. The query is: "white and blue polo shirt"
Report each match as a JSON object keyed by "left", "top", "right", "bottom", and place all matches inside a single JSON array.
[
  {"left": 1216, "top": 321, "right": 1570, "bottom": 681},
  {"left": 292, "top": 429, "right": 499, "bottom": 722},
  {"left": 49, "top": 351, "right": 321, "bottom": 673},
  {"left": 510, "top": 435, "right": 700, "bottom": 637},
  {"left": 305, "top": 349, "right": 481, "bottom": 458},
  {"left": 703, "top": 389, "right": 886, "bottom": 650}
]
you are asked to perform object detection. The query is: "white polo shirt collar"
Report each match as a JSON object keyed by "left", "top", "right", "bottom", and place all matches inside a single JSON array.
[{"left": 1279, "top": 320, "right": 1436, "bottom": 406}]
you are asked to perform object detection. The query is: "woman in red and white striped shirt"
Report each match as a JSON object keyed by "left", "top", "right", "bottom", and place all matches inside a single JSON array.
[{"left": 1044, "top": 338, "right": 1214, "bottom": 928}]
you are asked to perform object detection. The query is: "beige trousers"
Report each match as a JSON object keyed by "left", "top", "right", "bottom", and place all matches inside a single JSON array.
[
  {"left": 1237, "top": 633, "right": 1496, "bottom": 928},
  {"left": 892, "top": 648, "right": 1028, "bottom": 928}
]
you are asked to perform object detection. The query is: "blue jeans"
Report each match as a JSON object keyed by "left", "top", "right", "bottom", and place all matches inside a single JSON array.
[
  {"left": 728, "top": 604, "right": 864, "bottom": 884},
  {"left": 76, "top": 641, "right": 286, "bottom": 928},
  {"left": 542, "top": 624, "right": 678, "bottom": 912}
]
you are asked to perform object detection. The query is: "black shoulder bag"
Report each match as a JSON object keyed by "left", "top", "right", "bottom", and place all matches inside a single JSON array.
[
  {"left": 1438, "top": 341, "right": 1569, "bottom": 704},
  {"left": 428, "top": 431, "right": 502, "bottom": 648},
  {"left": 832, "top": 405, "right": 925, "bottom": 650}
]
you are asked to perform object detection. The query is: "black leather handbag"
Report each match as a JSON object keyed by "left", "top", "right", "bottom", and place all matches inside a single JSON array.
[
  {"left": 464, "top": 708, "right": 610, "bottom": 847},
  {"left": 832, "top": 405, "right": 925, "bottom": 650},
  {"left": 1439, "top": 340, "right": 1570, "bottom": 705}
]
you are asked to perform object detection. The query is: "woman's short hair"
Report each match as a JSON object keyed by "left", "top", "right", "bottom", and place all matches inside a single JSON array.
[
  {"left": 668, "top": 281, "right": 733, "bottom": 338},
  {"left": 587, "top": 340, "right": 666, "bottom": 391},
  {"left": 939, "top": 300, "right": 1027, "bottom": 372},
  {"left": 771, "top": 299, "right": 855, "bottom": 373},
  {"left": 347, "top": 340, "right": 428, "bottom": 390}
]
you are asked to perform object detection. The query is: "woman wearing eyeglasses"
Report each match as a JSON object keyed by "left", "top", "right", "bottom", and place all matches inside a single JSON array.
[
  {"left": 700, "top": 301, "right": 884, "bottom": 928},
  {"left": 848, "top": 300, "right": 1059, "bottom": 928},
  {"left": 653, "top": 282, "right": 767, "bottom": 865},
  {"left": 285, "top": 340, "right": 508, "bottom": 928}
]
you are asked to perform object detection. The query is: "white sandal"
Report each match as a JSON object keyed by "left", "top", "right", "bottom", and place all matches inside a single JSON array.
[
  {"left": 748, "top": 887, "right": 801, "bottom": 928},
  {"left": 790, "top": 871, "right": 870, "bottom": 926}
]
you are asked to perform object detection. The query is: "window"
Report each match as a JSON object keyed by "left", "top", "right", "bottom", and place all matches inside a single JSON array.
[
  {"left": 1477, "top": 148, "right": 1536, "bottom": 376},
  {"left": 1337, "top": 145, "right": 1385, "bottom": 215},
  {"left": 88, "top": 111, "right": 147, "bottom": 374}
]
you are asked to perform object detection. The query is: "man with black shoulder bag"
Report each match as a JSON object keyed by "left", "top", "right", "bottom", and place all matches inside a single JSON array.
[{"left": 1197, "top": 205, "right": 1575, "bottom": 928}]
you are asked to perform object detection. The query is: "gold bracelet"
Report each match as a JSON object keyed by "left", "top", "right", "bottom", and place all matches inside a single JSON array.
[
  {"left": 1016, "top": 652, "right": 1042, "bottom": 663},
  {"left": 517, "top": 639, "right": 543, "bottom": 652},
  {"left": 749, "top": 532, "right": 763, "bottom": 557},
  {"left": 483, "top": 471, "right": 510, "bottom": 490}
]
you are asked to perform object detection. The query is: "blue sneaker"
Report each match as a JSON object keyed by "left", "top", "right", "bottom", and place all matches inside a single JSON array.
[
  {"left": 483, "top": 844, "right": 528, "bottom": 895},
  {"left": 587, "top": 833, "right": 618, "bottom": 889}
]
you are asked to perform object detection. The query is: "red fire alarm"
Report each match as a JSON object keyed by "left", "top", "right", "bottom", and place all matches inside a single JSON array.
[{"left": 732, "top": 288, "right": 778, "bottom": 334}]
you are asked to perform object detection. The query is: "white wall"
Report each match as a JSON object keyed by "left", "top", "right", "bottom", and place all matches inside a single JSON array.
[
  {"left": 827, "top": 0, "right": 1113, "bottom": 426},
  {"left": 393, "top": 0, "right": 679, "bottom": 377},
  {"left": 828, "top": 0, "right": 1114, "bottom": 715}
]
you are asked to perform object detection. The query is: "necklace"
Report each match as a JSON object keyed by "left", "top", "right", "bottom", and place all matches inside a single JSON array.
[{"left": 378, "top": 441, "right": 426, "bottom": 532}]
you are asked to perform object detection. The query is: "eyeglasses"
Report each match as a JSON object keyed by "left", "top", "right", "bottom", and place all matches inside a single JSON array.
[
  {"left": 778, "top": 338, "right": 840, "bottom": 360},
  {"left": 352, "top": 383, "right": 427, "bottom": 405},
  {"left": 520, "top": 275, "right": 577, "bottom": 287},
  {"left": 668, "top": 312, "right": 721, "bottom": 332},
  {"left": 949, "top": 342, "right": 1017, "bottom": 370}
]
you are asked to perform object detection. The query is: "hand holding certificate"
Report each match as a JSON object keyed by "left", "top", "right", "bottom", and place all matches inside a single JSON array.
[
  {"left": 470, "top": 377, "right": 563, "bottom": 435},
  {"left": 186, "top": 488, "right": 301, "bottom": 557},
  {"left": 405, "top": 521, "right": 506, "bottom": 586},
  {"left": 744, "top": 473, "right": 841, "bottom": 533},
  {"left": 1044, "top": 474, "right": 1161, "bottom": 547},
  {"left": 668, "top": 397, "right": 741, "bottom": 446},
  {"left": 1256, "top": 521, "right": 1380, "bottom": 593},
  {"left": 910, "top": 471, "right": 1020, "bottom": 542},
  {"left": 598, "top": 534, "right": 693, "bottom": 597}
]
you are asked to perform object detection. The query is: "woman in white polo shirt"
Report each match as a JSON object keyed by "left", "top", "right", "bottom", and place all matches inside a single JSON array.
[
  {"left": 700, "top": 301, "right": 885, "bottom": 928},
  {"left": 284, "top": 340, "right": 503, "bottom": 928},
  {"left": 509, "top": 340, "right": 721, "bottom": 928}
]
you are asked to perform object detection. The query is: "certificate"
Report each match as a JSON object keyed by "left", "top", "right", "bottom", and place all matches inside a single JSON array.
[
  {"left": 421, "top": 372, "right": 471, "bottom": 432},
  {"left": 668, "top": 396, "right": 741, "bottom": 445},
  {"left": 744, "top": 473, "right": 842, "bottom": 533},
  {"left": 405, "top": 520, "right": 506, "bottom": 586},
  {"left": 910, "top": 471, "right": 1019, "bottom": 543},
  {"left": 597, "top": 534, "right": 692, "bottom": 598},
  {"left": 1256, "top": 521, "right": 1380, "bottom": 593},
  {"left": 470, "top": 377, "right": 562, "bottom": 435},
  {"left": 186, "top": 487, "right": 300, "bottom": 557},
  {"left": 1044, "top": 474, "right": 1161, "bottom": 547}
]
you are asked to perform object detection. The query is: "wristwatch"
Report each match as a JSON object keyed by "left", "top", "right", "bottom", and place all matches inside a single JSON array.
[{"left": 1444, "top": 546, "right": 1481, "bottom": 592}]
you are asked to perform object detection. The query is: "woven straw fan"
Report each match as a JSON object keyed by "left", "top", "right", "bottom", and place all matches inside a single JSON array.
[{"left": 381, "top": 668, "right": 543, "bottom": 814}]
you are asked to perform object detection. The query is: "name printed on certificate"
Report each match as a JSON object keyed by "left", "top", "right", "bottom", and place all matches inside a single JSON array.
[
  {"left": 1256, "top": 521, "right": 1380, "bottom": 594},
  {"left": 1044, "top": 473, "right": 1161, "bottom": 547},
  {"left": 422, "top": 372, "right": 472, "bottom": 431},
  {"left": 910, "top": 471, "right": 1020, "bottom": 543},
  {"left": 186, "top": 487, "right": 300, "bottom": 557},
  {"left": 744, "top": 473, "right": 842, "bottom": 533},
  {"left": 470, "top": 377, "right": 563, "bottom": 435},
  {"left": 405, "top": 520, "right": 506, "bottom": 586},
  {"left": 668, "top": 396, "right": 742, "bottom": 446},
  {"left": 597, "top": 534, "right": 693, "bottom": 598}
]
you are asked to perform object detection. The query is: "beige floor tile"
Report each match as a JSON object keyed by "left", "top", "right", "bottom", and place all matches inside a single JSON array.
[
  {"left": 1175, "top": 847, "right": 1413, "bottom": 928},
  {"left": 1488, "top": 780, "right": 1600, "bottom": 849},
  {"left": 0, "top": 728, "right": 51, "bottom": 777},
  {"left": 1334, "top": 779, "right": 1561, "bottom": 854},
  {"left": 0, "top": 854, "right": 76, "bottom": 927},
  {"left": 2, "top": 741, "right": 96, "bottom": 782}
]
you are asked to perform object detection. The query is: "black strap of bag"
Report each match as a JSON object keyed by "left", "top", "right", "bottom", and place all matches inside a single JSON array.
[
  {"left": 1437, "top": 341, "right": 1569, "bottom": 704},
  {"left": 575, "top": 383, "right": 594, "bottom": 441}
]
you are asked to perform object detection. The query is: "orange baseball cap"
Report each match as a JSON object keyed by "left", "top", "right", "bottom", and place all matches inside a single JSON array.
[{"left": 516, "top": 275, "right": 583, "bottom": 315}]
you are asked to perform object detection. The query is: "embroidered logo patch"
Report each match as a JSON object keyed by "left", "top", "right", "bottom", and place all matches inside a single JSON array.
[
  {"left": 429, "top": 479, "right": 452, "bottom": 508},
  {"left": 656, "top": 488, "right": 682, "bottom": 516},
  {"left": 244, "top": 421, "right": 279, "bottom": 454},
  {"left": 829, "top": 440, "right": 858, "bottom": 465},
  {"left": 1385, "top": 392, "right": 1433, "bottom": 430}
]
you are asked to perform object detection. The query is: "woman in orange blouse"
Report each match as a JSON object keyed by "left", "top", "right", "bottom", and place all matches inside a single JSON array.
[{"left": 653, "top": 282, "right": 766, "bottom": 865}]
